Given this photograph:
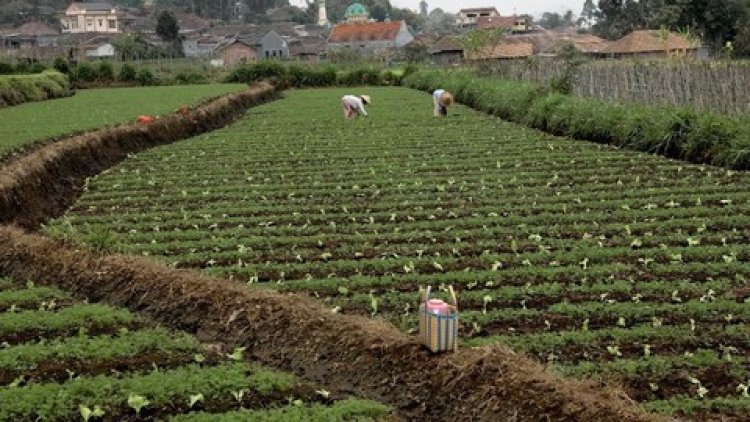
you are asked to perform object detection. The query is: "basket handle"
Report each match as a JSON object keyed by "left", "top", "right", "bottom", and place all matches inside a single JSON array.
[
  {"left": 448, "top": 285, "right": 458, "bottom": 311},
  {"left": 423, "top": 285, "right": 432, "bottom": 303}
]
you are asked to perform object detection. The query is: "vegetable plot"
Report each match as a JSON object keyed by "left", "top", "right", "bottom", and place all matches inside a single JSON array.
[
  {"left": 0, "top": 276, "right": 391, "bottom": 421},
  {"left": 0, "top": 83, "right": 245, "bottom": 155},
  {"left": 48, "top": 87, "right": 750, "bottom": 419}
]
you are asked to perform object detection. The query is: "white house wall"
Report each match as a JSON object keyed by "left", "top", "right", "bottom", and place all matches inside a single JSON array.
[
  {"left": 395, "top": 22, "right": 414, "bottom": 48},
  {"left": 62, "top": 8, "right": 120, "bottom": 33}
]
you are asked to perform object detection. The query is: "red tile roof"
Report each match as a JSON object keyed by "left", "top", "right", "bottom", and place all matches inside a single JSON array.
[
  {"left": 428, "top": 35, "right": 462, "bottom": 54},
  {"left": 14, "top": 21, "right": 59, "bottom": 36},
  {"left": 476, "top": 15, "right": 516, "bottom": 29},
  {"left": 602, "top": 30, "right": 696, "bottom": 54},
  {"left": 328, "top": 21, "right": 402, "bottom": 43},
  {"left": 467, "top": 39, "right": 534, "bottom": 59}
]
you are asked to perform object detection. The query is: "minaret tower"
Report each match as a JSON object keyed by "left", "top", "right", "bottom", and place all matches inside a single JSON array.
[
  {"left": 419, "top": 0, "right": 428, "bottom": 17},
  {"left": 317, "top": 0, "right": 329, "bottom": 27}
]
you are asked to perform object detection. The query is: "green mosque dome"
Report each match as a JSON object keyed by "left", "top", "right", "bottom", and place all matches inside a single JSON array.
[{"left": 345, "top": 2, "right": 368, "bottom": 18}]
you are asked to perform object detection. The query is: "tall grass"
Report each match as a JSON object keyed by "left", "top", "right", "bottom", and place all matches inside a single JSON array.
[{"left": 0, "top": 71, "right": 71, "bottom": 108}]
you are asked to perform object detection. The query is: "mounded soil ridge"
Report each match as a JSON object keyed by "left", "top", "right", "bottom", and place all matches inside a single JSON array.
[
  {"left": 0, "top": 82, "right": 278, "bottom": 230},
  {"left": 0, "top": 226, "right": 664, "bottom": 422},
  {"left": 0, "top": 85, "right": 665, "bottom": 420}
]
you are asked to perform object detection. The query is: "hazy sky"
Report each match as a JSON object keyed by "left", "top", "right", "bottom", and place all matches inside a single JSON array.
[{"left": 296, "top": 0, "right": 587, "bottom": 19}]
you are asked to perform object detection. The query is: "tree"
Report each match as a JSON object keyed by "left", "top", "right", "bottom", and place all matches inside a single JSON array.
[
  {"left": 424, "top": 8, "right": 454, "bottom": 33},
  {"left": 539, "top": 12, "right": 564, "bottom": 29},
  {"left": 579, "top": 0, "right": 597, "bottom": 27},
  {"left": 460, "top": 28, "right": 506, "bottom": 59},
  {"left": 156, "top": 11, "right": 179, "bottom": 42}
]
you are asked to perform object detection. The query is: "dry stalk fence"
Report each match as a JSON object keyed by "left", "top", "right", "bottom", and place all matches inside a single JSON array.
[{"left": 481, "top": 59, "right": 750, "bottom": 116}]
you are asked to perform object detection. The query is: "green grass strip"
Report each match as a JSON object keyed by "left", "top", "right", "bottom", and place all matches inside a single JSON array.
[
  {"left": 0, "top": 304, "right": 137, "bottom": 339},
  {"left": 0, "top": 363, "right": 298, "bottom": 421},
  {"left": 644, "top": 396, "right": 750, "bottom": 416},
  {"left": 557, "top": 349, "right": 746, "bottom": 379},
  {"left": 0, "top": 278, "right": 15, "bottom": 290},
  {"left": 0, "top": 287, "right": 69, "bottom": 311},
  {"left": 464, "top": 323, "right": 750, "bottom": 350},
  {"left": 0, "top": 327, "right": 200, "bottom": 374},
  {"left": 0, "top": 84, "right": 246, "bottom": 154},
  {"left": 169, "top": 398, "right": 392, "bottom": 422}
]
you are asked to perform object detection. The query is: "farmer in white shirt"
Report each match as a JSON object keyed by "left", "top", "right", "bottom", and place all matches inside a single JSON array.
[
  {"left": 433, "top": 89, "right": 454, "bottom": 116},
  {"left": 341, "top": 94, "right": 370, "bottom": 119}
]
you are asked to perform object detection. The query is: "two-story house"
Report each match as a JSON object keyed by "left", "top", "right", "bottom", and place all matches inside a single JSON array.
[
  {"left": 61, "top": 2, "right": 121, "bottom": 34},
  {"left": 456, "top": 7, "right": 499, "bottom": 28}
]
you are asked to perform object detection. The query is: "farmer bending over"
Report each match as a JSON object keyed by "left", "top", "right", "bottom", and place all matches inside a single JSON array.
[
  {"left": 341, "top": 94, "right": 370, "bottom": 119},
  {"left": 433, "top": 89, "right": 454, "bottom": 116}
]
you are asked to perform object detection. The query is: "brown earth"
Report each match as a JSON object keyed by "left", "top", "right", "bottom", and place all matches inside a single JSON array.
[{"left": 0, "top": 84, "right": 667, "bottom": 421}]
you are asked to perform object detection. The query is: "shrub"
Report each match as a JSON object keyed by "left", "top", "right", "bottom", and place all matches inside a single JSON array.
[
  {"left": 173, "top": 71, "right": 207, "bottom": 85},
  {"left": 136, "top": 68, "right": 157, "bottom": 86},
  {"left": 118, "top": 64, "right": 137, "bottom": 82},
  {"left": 29, "top": 63, "right": 47, "bottom": 73},
  {"left": 53, "top": 58, "right": 70, "bottom": 75},
  {"left": 14, "top": 62, "right": 29, "bottom": 74},
  {"left": 0, "top": 61, "right": 13, "bottom": 75},
  {"left": 76, "top": 62, "right": 97, "bottom": 82},
  {"left": 95, "top": 61, "right": 115, "bottom": 82}
]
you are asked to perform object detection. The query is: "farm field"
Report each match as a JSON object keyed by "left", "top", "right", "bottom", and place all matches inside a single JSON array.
[
  {"left": 0, "top": 275, "right": 391, "bottom": 421},
  {"left": 47, "top": 87, "right": 750, "bottom": 419},
  {"left": 0, "top": 83, "right": 245, "bottom": 155}
]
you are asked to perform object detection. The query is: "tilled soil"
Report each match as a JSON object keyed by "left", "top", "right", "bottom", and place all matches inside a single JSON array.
[{"left": 0, "top": 84, "right": 665, "bottom": 421}]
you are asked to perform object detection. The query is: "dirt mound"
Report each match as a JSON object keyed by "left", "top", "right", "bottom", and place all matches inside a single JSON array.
[
  {"left": 0, "top": 82, "right": 278, "bottom": 230},
  {"left": 0, "top": 226, "right": 665, "bottom": 422}
]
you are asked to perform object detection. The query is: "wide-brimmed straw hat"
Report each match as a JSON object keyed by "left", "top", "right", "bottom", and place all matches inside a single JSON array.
[
  {"left": 361, "top": 95, "right": 371, "bottom": 105},
  {"left": 441, "top": 92, "right": 454, "bottom": 106}
]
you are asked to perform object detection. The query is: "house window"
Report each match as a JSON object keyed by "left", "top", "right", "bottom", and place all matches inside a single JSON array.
[
  {"left": 108, "top": 19, "right": 116, "bottom": 29},
  {"left": 86, "top": 19, "right": 93, "bottom": 27},
  {"left": 98, "top": 19, "right": 104, "bottom": 26},
  {"left": 480, "top": 12, "right": 489, "bottom": 16},
  {"left": 71, "top": 20, "right": 79, "bottom": 29},
  {"left": 467, "top": 13, "right": 476, "bottom": 18},
  {"left": 265, "top": 51, "right": 269, "bottom": 58}
]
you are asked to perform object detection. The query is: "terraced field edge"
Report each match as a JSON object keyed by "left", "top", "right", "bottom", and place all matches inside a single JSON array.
[{"left": 0, "top": 82, "right": 278, "bottom": 230}]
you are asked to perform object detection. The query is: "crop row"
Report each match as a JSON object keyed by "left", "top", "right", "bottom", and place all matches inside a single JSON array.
[
  {"left": 0, "top": 277, "right": 391, "bottom": 421},
  {"left": 48, "top": 88, "right": 750, "bottom": 418}
]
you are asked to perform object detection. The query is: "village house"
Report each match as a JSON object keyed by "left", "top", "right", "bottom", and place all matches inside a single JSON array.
[
  {"left": 456, "top": 7, "right": 499, "bottom": 28},
  {"left": 215, "top": 39, "right": 257, "bottom": 67},
  {"left": 599, "top": 30, "right": 699, "bottom": 59},
  {"left": 183, "top": 35, "right": 221, "bottom": 58},
  {"left": 288, "top": 35, "right": 327, "bottom": 62},
  {"left": 428, "top": 35, "right": 463, "bottom": 66},
  {"left": 213, "top": 28, "right": 291, "bottom": 67},
  {"left": 476, "top": 15, "right": 532, "bottom": 32},
  {"left": 61, "top": 2, "right": 121, "bottom": 34},
  {"left": 327, "top": 21, "right": 414, "bottom": 54},
  {"left": 0, "top": 21, "right": 60, "bottom": 51}
]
